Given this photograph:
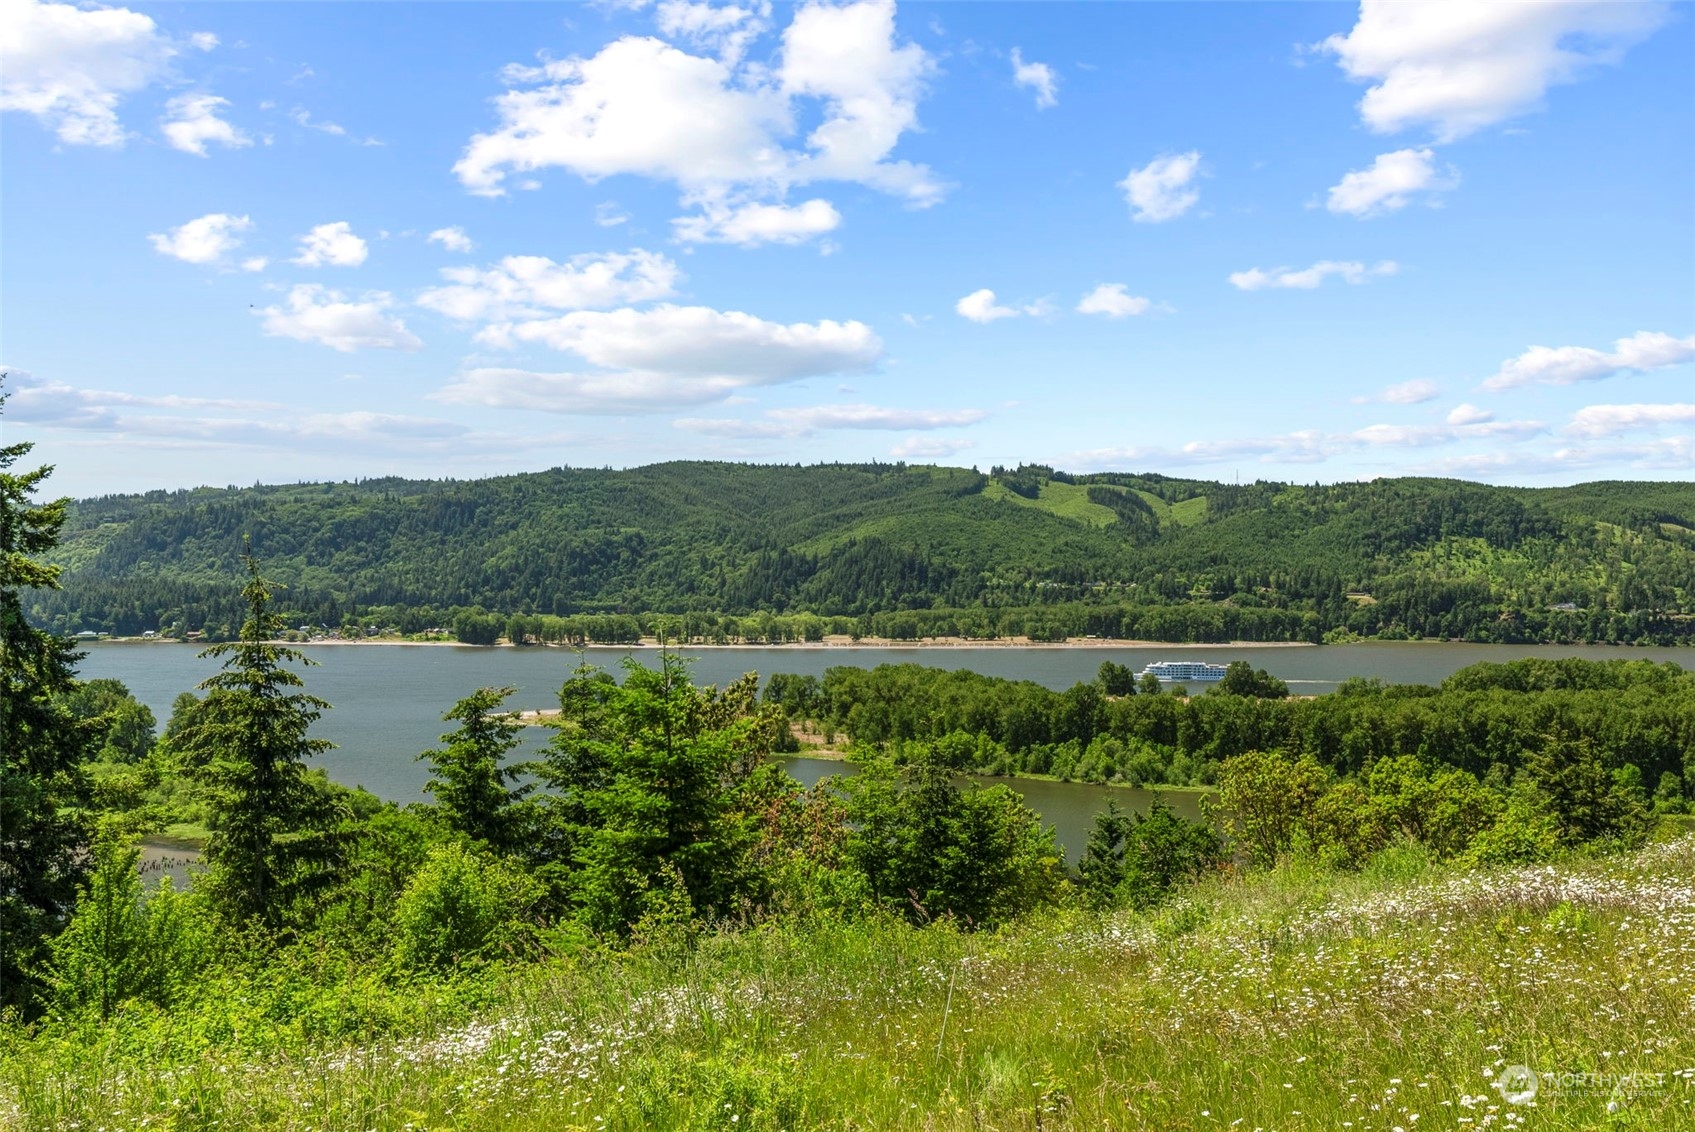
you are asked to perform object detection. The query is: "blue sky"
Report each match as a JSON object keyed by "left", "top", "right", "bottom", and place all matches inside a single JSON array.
[{"left": 3, "top": 0, "right": 1692, "bottom": 496}]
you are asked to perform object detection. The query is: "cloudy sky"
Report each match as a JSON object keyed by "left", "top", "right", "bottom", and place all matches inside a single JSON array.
[{"left": 2, "top": 0, "right": 1691, "bottom": 496}]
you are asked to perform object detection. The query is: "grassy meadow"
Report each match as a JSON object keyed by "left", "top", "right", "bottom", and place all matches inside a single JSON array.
[{"left": 6, "top": 835, "right": 1693, "bottom": 1131}]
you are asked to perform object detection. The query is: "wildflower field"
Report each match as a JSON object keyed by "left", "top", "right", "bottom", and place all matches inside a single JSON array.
[{"left": 6, "top": 836, "right": 1692, "bottom": 1132}]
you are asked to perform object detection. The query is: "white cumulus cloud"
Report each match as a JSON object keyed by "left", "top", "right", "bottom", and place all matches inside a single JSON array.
[
  {"left": 257, "top": 285, "right": 422, "bottom": 353},
  {"left": 1010, "top": 47, "right": 1057, "bottom": 109},
  {"left": 1119, "top": 151, "right": 1201, "bottom": 223},
  {"left": 1566, "top": 402, "right": 1695, "bottom": 438},
  {"left": 1446, "top": 402, "right": 1494, "bottom": 425},
  {"left": 1482, "top": 330, "right": 1695, "bottom": 391},
  {"left": 673, "top": 197, "right": 842, "bottom": 246},
  {"left": 955, "top": 289, "right": 1047, "bottom": 324},
  {"left": 1320, "top": 0, "right": 1669, "bottom": 142},
  {"left": 483, "top": 304, "right": 882, "bottom": 382},
  {"left": 434, "top": 302, "right": 883, "bottom": 414},
  {"left": 455, "top": 37, "right": 786, "bottom": 196},
  {"left": 453, "top": 0, "right": 942, "bottom": 247},
  {"left": 148, "top": 212, "right": 252, "bottom": 265},
  {"left": 427, "top": 226, "right": 474, "bottom": 253},
  {"left": 160, "top": 93, "right": 248, "bottom": 156},
  {"left": 1076, "top": 284, "right": 1151, "bottom": 319},
  {"left": 418, "top": 250, "right": 681, "bottom": 322},
  {"left": 1, "top": 0, "right": 177, "bottom": 146},
  {"left": 1327, "top": 147, "right": 1458, "bottom": 217},
  {"left": 292, "top": 221, "right": 369, "bottom": 268},
  {"left": 1229, "top": 260, "right": 1399, "bottom": 291},
  {"left": 655, "top": 0, "right": 770, "bottom": 65}
]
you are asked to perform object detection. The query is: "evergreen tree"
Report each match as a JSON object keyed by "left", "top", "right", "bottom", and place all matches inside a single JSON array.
[
  {"left": 1078, "top": 798, "right": 1220, "bottom": 910},
  {"left": 842, "top": 741, "right": 1063, "bottom": 927},
  {"left": 0, "top": 407, "right": 97, "bottom": 1012},
  {"left": 1524, "top": 730, "right": 1652, "bottom": 848},
  {"left": 420, "top": 686, "right": 530, "bottom": 853},
  {"left": 532, "top": 655, "right": 781, "bottom": 934},
  {"left": 177, "top": 557, "right": 343, "bottom": 928},
  {"left": 1077, "top": 800, "right": 1134, "bottom": 905}
]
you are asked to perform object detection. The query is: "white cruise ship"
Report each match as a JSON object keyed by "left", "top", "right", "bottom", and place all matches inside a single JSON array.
[{"left": 1136, "top": 660, "right": 1229, "bottom": 683}]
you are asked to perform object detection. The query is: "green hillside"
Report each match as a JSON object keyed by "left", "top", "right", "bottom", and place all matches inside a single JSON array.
[{"left": 29, "top": 463, "right": 1695, "bottom": 644}]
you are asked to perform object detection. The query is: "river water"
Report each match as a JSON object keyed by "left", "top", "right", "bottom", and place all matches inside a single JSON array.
[{"left": 81, "top": 640, "right": 1689, "bottom": 858}]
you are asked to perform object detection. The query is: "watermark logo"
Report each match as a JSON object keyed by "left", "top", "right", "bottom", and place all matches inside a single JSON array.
[
  {"left": 1495, "top": 1065, "right": 1539, "bottom": 1105},
  {"left": 1494, "top": 1064, "right": 1667, "bottom": 1106}
]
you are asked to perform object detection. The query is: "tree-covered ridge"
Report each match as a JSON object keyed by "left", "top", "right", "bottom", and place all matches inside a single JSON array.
[{"left": 30, "top": 462, "right": 1695, "bottom": 644}]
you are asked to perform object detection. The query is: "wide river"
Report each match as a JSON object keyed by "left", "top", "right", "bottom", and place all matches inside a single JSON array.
[{"left": 83, "top": 640, "right": 1690, "bottom": 858}]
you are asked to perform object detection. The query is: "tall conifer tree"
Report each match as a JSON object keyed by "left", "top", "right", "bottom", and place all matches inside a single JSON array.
[
  {"left": 0, "top": 392, "right": 97, "bottom": 1011},
  {"left": 420, "top": 686, "right": 530, "bottom": 854},
  {"left": 178, "top": 557, "right": 342, "bottom": 927}
]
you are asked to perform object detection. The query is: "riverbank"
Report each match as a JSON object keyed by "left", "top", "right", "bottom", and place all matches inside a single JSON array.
[
  {"left": 101, "top": 634, "right": 1323, "bottom": 649},
  {"left": 98, "top": 632, "right": 1694, "bottom": 651}
]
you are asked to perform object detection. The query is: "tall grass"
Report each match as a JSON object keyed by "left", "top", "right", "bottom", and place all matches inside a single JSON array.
[{"left": 5, "top": 839, "right": 1694, "bottom": 1130}]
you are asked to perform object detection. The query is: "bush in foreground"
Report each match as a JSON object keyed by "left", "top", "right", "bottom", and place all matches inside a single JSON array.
[{"left": 5, "top": 837, "right": 1693, "bottom": 1129}]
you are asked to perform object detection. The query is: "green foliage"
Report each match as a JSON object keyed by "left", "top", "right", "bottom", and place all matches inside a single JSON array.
[
  {"left": 1521, "top": 730, "right": 1652, "bottom": 849},
  {"left": 160, "top": 690, "right": 202, "bottom": 747},
  {"left": 30, "top": 464, "right": 1695, "bottom": 645},
  {"left": 452, "top": 609, "right": 502, "bottom": 646},
  {"left": 1078, "top": 798, "right": 1221, "bottom": 909},
  {"left": 1212, "top": 750, "right": 1340, "bottom": 868},
  {"left": 314, "top": 804, "right": 442, "bottom": 948},
  {"left": 1096, "top": 659, "right": 1136, "bottom": 696},
  {"left": 1462, "top": 782, "right": 1563, "bottom": 867},
  {"left": 175, "top": 557, "right": 344, "bottom": 928},
  {"left": 1213, "top": 660, "right": 1289, "bottom": 699},
  {"left": 840, "top": 744, "right": 1064, "bottom": 926},
  {"left": 531, "top": 656, "right": 788, "bottom": 935},
  {"left": 1364, "top": 756, "right": 1500, "bottom": 859},
  {"left": 0, "top": 409, "right": 97, "bottom": 1013},
  {"left": 13, "top": 836, "right": 1694, "bottom": 1131},
  {"left": 44, "top": 837, "right": 211, "bottom": 1019},
  {"left": 391, "top": 842, "right": 544, "bottom": 972},
  {"left": 57, "top": 678, "right": 156, "bottom": 763},
  {"left": 808, "top": 658, "right": 1695, "bottom": 801},
  {"left": 418, "top": 686, "right": 531, "bottom": 854}
]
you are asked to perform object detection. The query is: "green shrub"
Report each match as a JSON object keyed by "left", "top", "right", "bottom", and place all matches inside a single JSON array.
[
  {"left": 1078, "top": 798, "right": 1221, "bottom": 910},
  {"left": 46, "top": 838, "right": 213, "bottom": 1019},
  {"left": 392, "top": 843, "right": 544, "bottom": 972}
]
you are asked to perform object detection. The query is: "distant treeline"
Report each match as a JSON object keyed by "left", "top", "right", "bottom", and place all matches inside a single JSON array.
[
  {"left": 30, "top": 463, "right": 1695, "bottom": 645},
  {"left": 765, "top": 657, "right": 1695, "bottom": 810}
]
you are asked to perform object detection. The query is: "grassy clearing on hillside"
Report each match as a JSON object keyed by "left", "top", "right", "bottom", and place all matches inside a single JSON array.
[
  {"left": 984, "top": 481, "right": 1121, "bottom": 528},
  {"left": 6, "top": 838, "right": 1693, "bottom": 1131}
]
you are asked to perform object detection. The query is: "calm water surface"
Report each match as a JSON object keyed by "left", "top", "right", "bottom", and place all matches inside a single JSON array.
[{"left": 82, "top": 640, "right": 1689, "bottom": 857}]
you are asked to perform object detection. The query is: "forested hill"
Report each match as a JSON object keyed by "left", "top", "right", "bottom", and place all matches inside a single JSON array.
[{"left": 30, "top": 463, "right": 1695, "bottom": 645}]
